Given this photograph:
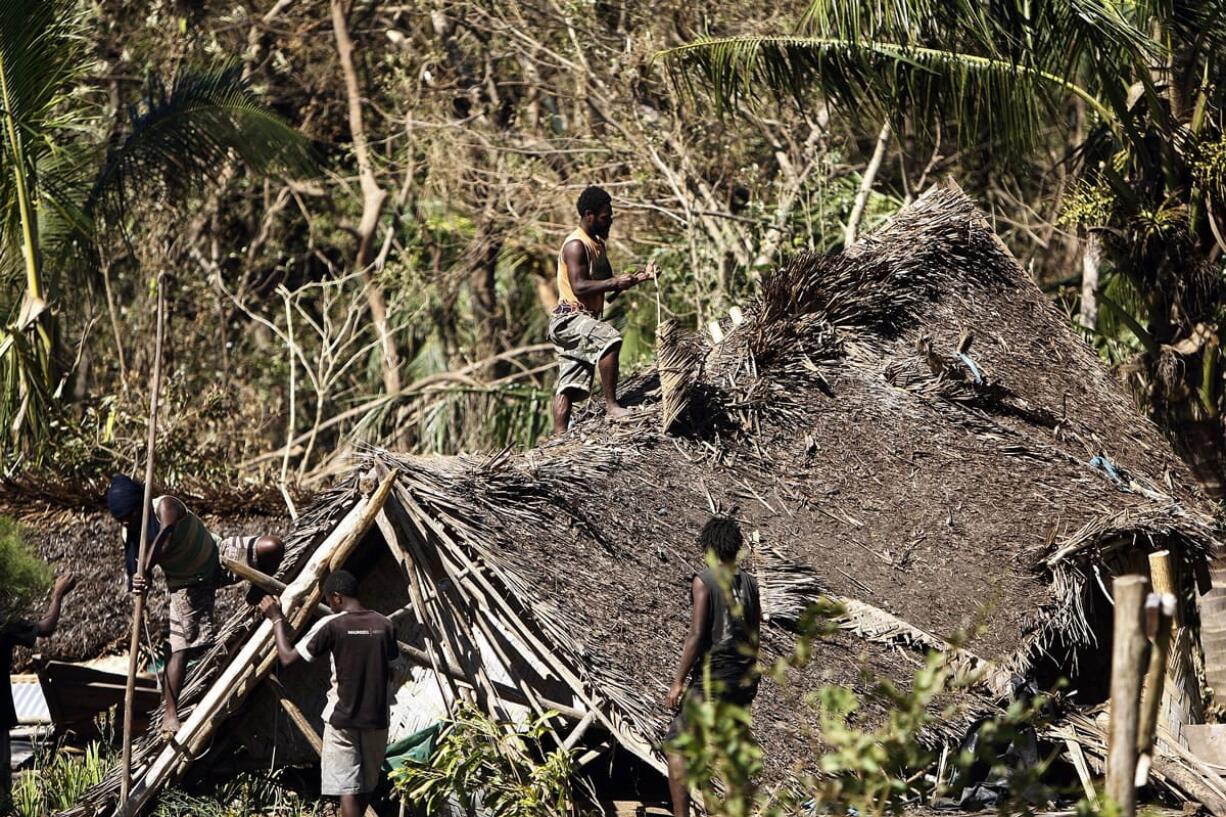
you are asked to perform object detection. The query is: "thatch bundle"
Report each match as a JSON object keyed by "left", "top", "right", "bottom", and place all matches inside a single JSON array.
[{"left": 58, "top": 187, "right": 1226, "bottom": 815}]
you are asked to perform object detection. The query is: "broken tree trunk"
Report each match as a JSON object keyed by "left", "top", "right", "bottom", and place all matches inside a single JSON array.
[{"left": 116, "top": 472, "right": 395, "bottom": 817}]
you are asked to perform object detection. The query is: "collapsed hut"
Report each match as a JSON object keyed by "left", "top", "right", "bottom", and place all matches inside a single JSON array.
[{"left": 53, "top": 186, "right": 1226, "bottom": 815}]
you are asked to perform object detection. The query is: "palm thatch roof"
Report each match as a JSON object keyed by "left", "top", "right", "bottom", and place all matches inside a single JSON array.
[{"left": 62, "top": 186, "right": 1226, "bottom": 815}]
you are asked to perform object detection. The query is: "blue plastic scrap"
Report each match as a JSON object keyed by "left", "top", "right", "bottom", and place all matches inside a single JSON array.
[
  {"left": 1089, "top": 454, "right": 1126, "bottom": 486},
  {"left": 957, "top": 352, "right": 984, "bottom": 384}
]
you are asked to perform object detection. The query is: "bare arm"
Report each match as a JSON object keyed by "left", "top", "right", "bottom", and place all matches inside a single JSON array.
[
  {"left": 667, "top": 576, "right": 710, "bottom": 708},
  {"left": 563, "top": 241, "right": 652, "bottom": 298},
  {"left": 34, "top": 575, "right": 76, "bottom": 637},
  {"left": 144, "top": 496, "right": 183, "bottom": 573},
  {"left": 259, "top": 597, "right": 301, "bottom": 666}
]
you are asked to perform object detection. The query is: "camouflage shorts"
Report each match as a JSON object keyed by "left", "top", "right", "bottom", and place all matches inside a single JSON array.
[
  {"left": 168, "top": 584, "right": 215, "bottom": 654},
  {"left": 167, "top": 536, "right": 260, "bottom": 653},
  {"left": 547, "top": 309, "right": 621, "bottom": 398}
]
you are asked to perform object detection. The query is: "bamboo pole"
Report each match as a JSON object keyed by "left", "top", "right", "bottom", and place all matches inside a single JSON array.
[
  {"left": 1107, "top": 575, "right": 1149, "bottom": 817},
  {"left": 120, "top": 273, "right": 166, "bottom": 807},
  {"left": 117, "top": 473, "right": 395, "bottom": 817}
]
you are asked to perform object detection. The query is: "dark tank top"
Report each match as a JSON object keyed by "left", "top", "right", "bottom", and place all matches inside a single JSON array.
[{"left": 692, "top": 566, "right": 761, "bottom": 690}]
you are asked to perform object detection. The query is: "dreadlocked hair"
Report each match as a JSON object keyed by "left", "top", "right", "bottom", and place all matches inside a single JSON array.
[{"left": 699, "top": 516, "right": 743, "bottom": 563}]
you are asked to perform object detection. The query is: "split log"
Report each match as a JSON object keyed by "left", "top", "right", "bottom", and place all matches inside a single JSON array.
[{"left": 116, "top": 472, "right": 396, "bottom": 817}]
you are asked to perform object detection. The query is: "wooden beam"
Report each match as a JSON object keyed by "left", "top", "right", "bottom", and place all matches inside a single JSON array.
[{"left": 117, "top": 472, "right": 396, "bottom": 817}]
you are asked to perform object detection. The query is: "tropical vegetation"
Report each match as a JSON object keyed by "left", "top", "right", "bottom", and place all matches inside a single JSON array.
[{"left": 662, "top": 0, "right": 1226, "bottom": 491}]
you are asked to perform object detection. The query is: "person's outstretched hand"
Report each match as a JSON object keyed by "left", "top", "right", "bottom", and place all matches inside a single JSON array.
[
  {"left": 52, "top": 574, "right": 77, "bottom": 596},
  {"left": 130, "top": 574, "right": 148, "bottom": 596}
]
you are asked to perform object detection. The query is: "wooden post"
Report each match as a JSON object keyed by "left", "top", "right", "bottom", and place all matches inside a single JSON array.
[
  {"left": 1136, "top": 592, "right": 1173, "bottom": 785},
  {"left": 120, "top": 274, "right": 166, "bottom": 807},
  {"left": 1107, "top": 575, "right": 1149, "bottom": 817}
]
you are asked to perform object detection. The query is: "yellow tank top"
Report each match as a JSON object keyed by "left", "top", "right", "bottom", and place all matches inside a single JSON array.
[{"left": 556, "top": 229, "right": 613, "bottom": 315}]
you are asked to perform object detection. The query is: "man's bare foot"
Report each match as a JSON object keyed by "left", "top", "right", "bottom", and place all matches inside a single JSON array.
[
  {"left": 162, "top": 714, "right": 181, "bottom": 735},
  {"left": 605, "top": 403, "right": 633, "bottom": 420}
]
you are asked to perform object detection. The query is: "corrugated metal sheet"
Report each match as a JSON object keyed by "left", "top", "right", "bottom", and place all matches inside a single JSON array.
[{"left": 10, "top": 680, "right": 50, "bottom": 724}]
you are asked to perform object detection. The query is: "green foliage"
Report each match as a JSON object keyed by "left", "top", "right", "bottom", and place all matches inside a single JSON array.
[
  {"left": 391, "top": 706, "right": 575, "bottom": 817},
  {"left": 0, "top": 0, "right": 311, "bottom": 464},
  {"left": 0, "top": 516, "right": 51, "bottom": 625},
  {"left": 667, "top": 603, "right": 1064, "bottom": 817},
  {"left": 152, "top": 772, "right": 327, "bottom": 817},
  {"left": 10, "top": 739, "right": 107, "bottom": 817}
]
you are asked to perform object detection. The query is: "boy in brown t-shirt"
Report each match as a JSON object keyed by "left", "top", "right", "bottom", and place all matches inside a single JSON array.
[{"left": 261, "top": 570, "right": 397, "bottom": 817}]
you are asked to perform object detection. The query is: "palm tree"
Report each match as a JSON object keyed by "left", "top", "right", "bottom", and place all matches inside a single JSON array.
[
  {"left": 0, "top": 0, "right": 311, "bottom": 459},
  {"left": 661, "top": 0, "right": 1226, "bottom": 493}
]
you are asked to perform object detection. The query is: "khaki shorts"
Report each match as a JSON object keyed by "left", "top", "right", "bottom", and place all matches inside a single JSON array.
[
  {"left": 168, "top": 536, "right": 260, "bottom": 653},
  {"left": 168, "top": 584, "right": 215, "bottom": 654},
  {"left": 321, "top": 724, "right": 388, "bottom": 796},
  {"left": 547, "top": 310, "right": 621, "bottom": 398}
]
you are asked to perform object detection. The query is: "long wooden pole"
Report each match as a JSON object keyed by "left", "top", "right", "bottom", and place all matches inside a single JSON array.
[
  {"left": 119, "top": 273, "right": 166, "bottom": 806},
  {"left": 1107, "top": 575, "right": 1149, "bottom": 817}
]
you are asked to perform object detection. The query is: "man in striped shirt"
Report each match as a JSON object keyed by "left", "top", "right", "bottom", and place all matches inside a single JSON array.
[{"left": 107, "top": 474, "right": 285, "bottom": 734}]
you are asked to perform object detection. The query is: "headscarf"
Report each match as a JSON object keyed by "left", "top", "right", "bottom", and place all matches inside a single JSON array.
[
  {"left": 106, "top": 474, "right": 144, "bottom": 521},
  {"left": 106, "top": 475, "right": 159, "bottom": 581}
]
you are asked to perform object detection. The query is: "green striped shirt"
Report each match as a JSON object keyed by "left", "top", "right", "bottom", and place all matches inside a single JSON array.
[{"left": 154, "top": 496, "right": 220, "bottom": 589}]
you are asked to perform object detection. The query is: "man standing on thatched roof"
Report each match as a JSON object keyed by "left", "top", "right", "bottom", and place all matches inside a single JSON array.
[
  {"left": 664, "top": 516, "right": 761, "bottom": 817},
  {"left": 549, "top": 185, "right": 660, "bottom": 435},
  {"left": 259, "top": 570, "right": 398, "bottom": 817},
  {"left": 106, "top": 474, "right": 285, "bottom": 735},
  {"left": 2, "top": 573, "right": 75, "bottom": 808}
]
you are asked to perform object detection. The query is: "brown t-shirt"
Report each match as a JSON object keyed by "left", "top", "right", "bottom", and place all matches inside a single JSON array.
[{"left": 295, "top": 609, "right": 397, "bottom": 729}]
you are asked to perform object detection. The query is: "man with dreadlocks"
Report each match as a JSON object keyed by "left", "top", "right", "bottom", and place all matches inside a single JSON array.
[
  {"left": 549, "top": 185, "right": 660, "bottom": 435},
  {"left": 664, "top": 516, "right": 761, "bottom": 817},
  {"left": 106, "top": 474, "right": 285, "bottom": 734}
]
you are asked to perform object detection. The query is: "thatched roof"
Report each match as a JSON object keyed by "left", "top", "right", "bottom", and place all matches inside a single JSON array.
[{"left": 62, "top": 186, "right": 1225, "bottom": 815}]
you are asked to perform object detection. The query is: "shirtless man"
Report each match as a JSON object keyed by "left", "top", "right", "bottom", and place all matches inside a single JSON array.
[{"left": 548, "top": 185, "right": 660, "bottom": 434}]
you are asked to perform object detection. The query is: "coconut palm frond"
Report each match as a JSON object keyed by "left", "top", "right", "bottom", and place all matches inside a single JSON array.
[
  {"left": 0, "top": 0, "right": 90, "bottom": 136},
  {"left": 88, "top": 61, "right": 315, "bottom": 227},
  {"left": 801, "top": 0, "right": 995, "bottom": 50},
  {"left": 660, "top": 36, "right": 1104, "bottom": 154}
]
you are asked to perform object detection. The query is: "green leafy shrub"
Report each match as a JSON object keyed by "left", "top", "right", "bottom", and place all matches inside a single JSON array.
[
  {"left": 0, "top": 516, "right": 51, "bottom": 626},
  {"left": 667, "top": 604, "right": 1069, "bottom": 817},
  {"left": 10, "top": 740, "right": 107, "bottom": 817},
  {"left": 391, "top": 706, "right": 574, "bottom": 817},
  {"left": 152, "top": 772, "right": 327, "bottom": 817}
]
